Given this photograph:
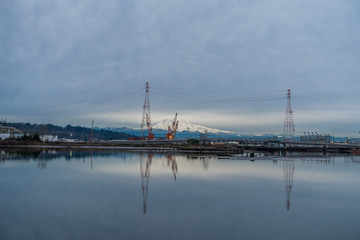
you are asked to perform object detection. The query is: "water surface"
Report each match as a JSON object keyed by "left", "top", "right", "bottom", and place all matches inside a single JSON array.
[{"left": 1, "top": 149, "right": 360, "bottom": 240}]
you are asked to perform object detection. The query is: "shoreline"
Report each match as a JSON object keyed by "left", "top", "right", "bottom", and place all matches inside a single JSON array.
[
  {"left": 0, "top": 140, "right": 243, "bottom": 154},
  {"left": 0, "top": 139, "right": 358, "bottom": 154}
]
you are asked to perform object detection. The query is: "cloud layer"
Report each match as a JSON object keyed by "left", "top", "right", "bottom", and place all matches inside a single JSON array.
[{"left": 1, "top": 0, "right": 360, "bottom": 136}]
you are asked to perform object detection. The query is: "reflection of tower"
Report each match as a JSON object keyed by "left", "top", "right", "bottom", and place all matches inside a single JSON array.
[
  {"left": 283, "top": 160, "right": 295, "bottom": 211},
  {"left": 90, "top": 152, "right": 93, "bottom": 170},
  {"left": 89, "top": 119, "right": 94, "bottom": 143},
  {"left": 202, "top": 157, "right": 209, "bottom": 169},
  {"left": 37, "top": 159, "right": 47, "bottom": 169},
  {"left": 140, "top": 154, "right": 153, "bottom": 214},
  {"left": 166, "top": 155, "right": 178, "bottom": 180},
  {"left": 283, "top": 89, "right": 295, "bottom": 137},
  {"left": 140, "top": 82, "right": 154, "bottom": 140}
]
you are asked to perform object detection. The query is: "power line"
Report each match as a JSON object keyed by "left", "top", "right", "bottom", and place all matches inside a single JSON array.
[
  {"left": 96, "top": 91, "right": 144, "bottom": 125},
  {"left": 22, "top": 87, "right": 143, "bottom": 117},
  {"left": 152, "top": 87, "right": 285, "bottom": 103}
]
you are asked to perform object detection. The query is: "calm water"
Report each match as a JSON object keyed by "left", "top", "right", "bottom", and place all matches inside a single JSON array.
[{"left": 1, "top": 149, "right": 360, "bottom": 240}]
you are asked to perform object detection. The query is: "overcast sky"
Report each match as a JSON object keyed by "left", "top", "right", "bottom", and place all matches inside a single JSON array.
[{"left": 1, "top": 0, "right": 360, "bottom": 136}]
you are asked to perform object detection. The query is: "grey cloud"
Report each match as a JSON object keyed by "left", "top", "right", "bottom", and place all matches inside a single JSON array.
[{"left": 1, "top": 0, "right": 360, "bottom": 135}]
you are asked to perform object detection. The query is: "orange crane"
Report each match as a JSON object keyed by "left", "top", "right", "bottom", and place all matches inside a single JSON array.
[{"left": 166, "top": 113, "right": 179, "bottom": 140}]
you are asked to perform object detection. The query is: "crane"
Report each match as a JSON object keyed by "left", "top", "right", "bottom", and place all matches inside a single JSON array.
[{"left": 165, "top": 113, "right": 179, "bottom": 140}]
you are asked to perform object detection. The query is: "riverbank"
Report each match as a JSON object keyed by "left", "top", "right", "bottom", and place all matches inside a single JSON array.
[
  {"left": 0, "top": 140, "right": 244, "bottom": 154},
  {"left": 0, "top": 139, "right": 357, "bottom": 153}
]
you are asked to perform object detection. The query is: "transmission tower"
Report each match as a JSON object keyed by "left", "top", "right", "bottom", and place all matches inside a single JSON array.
[
  {"left": 283, "top": 160, "right": 295, "bottom": 211},
  {"left": 283, "top": 89, "right": 295, "bottom": 137},
  {"left": 140, "top": 153, "right": 153, "bottom": 214},
  {"left": 141, "top": 82, "right": 154, "bottom": 140}
]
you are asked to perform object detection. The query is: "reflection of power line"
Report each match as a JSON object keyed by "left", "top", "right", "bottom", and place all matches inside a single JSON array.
[
  {"left": 283, "top": 160, "right": 295, "bottom": 211},
  {"left": 140, "top": 154, "right": 153, "bottom": 214}
]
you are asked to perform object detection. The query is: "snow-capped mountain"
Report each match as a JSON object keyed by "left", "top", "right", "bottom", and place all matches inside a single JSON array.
[
  {"left": 104, "top": 120, "right": 279, "bottom": 139},
  {"left": 105, "top": 119, "right": 246, "bottom": 139},
  {"left": 152, "top": 119, "right": 233, "bottom": 134}
]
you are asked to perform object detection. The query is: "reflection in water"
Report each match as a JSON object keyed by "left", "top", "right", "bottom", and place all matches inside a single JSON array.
[
  {"left": 140, "top": 154, "right": 180, "bottom": 214},
  {"left": 140, "top": 154, "right": 153, "bottom": 214},
  {"left": 2, "top": 149, "right": 359, "bottom": 216},
  {"left": 166, "top": 155, "right": 178, "bottom": 180},
  {"left": 1, "top": 150, "right": 360, "bottom": 239},
  {"left": 299, "top": 157, "right": 333, "bottom": 165},
  {"left": 37, "top": 158, "right": 48, "bottom": 169},
  {"left": 186, "top": 155, "right": 209, "bottom": 169},
  {"left": 345, "top": 155, "right": 360, "bottom": 164},
  {"left": 0, "top": 149, "right": 130, "bottom": 169},
  {"left": 283, "top": 160, "right": 295, "bottom": 211},
  {"left": 90, "top": 152, "right": 93, "bottom": 170}
]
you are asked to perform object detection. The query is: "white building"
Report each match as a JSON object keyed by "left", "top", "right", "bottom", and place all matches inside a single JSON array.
[
  {"left": 40, "top": 135, "right": 59, "bottom": 142},
  {"left": 0, "top": 133, "right": 11, "bottom": 140}
]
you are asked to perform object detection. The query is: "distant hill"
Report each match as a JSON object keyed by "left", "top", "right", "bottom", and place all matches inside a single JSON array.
[{"left": 2, "top": 122, "right": 134, "bottom": 141}]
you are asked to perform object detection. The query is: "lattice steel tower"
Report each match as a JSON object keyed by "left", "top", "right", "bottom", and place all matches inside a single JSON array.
[
  {"left": 283, "top": 89, "right": 295, "bottom": 137},
  {"left": 141, "top": 82, "right": 154, "bottom": 140}
]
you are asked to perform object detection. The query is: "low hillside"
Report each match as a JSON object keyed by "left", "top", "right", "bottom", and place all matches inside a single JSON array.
[
  {"left": 0, "top": 125, "right": 23, "bottom": 134},
  {"left": 2, "top": 122, "right": 134, "bottom": 141}
]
